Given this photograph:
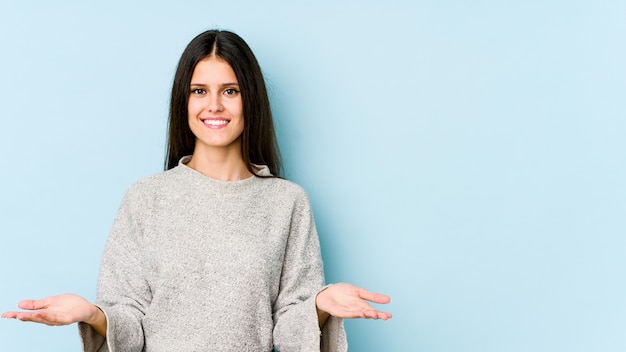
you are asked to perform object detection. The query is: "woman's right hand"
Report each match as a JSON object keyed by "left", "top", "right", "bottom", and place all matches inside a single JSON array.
[{"left": 1, "top": 293, "right": 104, "bottom": 330}]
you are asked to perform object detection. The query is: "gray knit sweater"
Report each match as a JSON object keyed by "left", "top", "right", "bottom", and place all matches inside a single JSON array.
[{"left": 78, "top": 158, "right": 346, "bottom": 351}]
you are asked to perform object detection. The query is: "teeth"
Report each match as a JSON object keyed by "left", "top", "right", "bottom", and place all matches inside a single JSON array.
[{"left": 203, "top": 120, "right": 228, "bottom": 126}]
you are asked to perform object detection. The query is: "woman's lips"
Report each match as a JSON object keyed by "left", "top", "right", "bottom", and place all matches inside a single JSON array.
[{"left": 201, "top": 118, "right": 230, "bottom": 129}]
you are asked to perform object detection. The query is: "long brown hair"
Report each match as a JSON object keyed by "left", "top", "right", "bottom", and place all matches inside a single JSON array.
[{"left": 165, "top": 30, "right": 282, "bottom": 177}]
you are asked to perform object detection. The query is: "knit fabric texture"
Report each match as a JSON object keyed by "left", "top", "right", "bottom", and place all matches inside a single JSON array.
[{"left": 78, "top": 157, "right": 347, "bottom": 351}]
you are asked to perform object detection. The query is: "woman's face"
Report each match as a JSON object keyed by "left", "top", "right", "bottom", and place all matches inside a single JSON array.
[{"left": 188, "top": 56, "right": 244, "bottom": 155}]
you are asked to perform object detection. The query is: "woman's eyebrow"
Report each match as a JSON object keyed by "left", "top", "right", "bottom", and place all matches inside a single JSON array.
[{"left": 190, "top": 82, "right": 239, "bottom": 87}]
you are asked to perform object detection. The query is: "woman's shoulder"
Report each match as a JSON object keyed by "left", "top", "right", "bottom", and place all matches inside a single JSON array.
[
  {"left": 250, "top": 164, "right": 309, "bottom": 198},
  {"left": 121, "top": 167, "right": 182, "bottom": 199},
  {"left": 262, "top": 176, "right": 313, "bottom": 207},
  {"left": 134, "top": 168, "right": 175, "bottom": 187}
]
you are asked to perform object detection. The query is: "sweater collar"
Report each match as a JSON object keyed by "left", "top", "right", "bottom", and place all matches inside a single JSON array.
[{"left": 177, "top": 155, "right": 272, "bottom": 181}]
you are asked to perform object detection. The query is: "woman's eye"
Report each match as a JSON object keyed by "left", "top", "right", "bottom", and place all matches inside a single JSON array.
[
  {"left": 191, "top": 88, "right": 205, "bottom": 95},
  {"left": 224, "top": 88, "right": 239, "bottom": 96}
]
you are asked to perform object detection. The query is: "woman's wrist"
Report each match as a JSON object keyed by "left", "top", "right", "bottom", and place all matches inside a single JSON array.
[
  {"left": 315, "top": 288, "right": 331, "bottom": 328},
  {"left": 84, "top": 304, "right": 107, "bottom": 337},
  {"left": 82, "top": 304, "right": 99, "bottom": 324}
]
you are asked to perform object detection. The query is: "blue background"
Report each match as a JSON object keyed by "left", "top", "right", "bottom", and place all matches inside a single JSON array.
[{"left": 1, "top": 1, "right": 625, "bottom": 351}]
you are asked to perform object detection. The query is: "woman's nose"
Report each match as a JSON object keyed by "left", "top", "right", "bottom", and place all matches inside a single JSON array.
[{"left": 207, "top": 94, "right": 223, "bottom": 112}]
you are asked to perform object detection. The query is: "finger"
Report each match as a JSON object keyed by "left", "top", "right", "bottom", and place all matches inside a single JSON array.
[
  {"left": 345, "top": 309, "right": 384, "bottom": 320},
  {"left": 17, "top": 297, "right": 50, "bottom": 310},
  {"left": 2, "top": 311, "right": 19, "bottom": 319},
  {"left": 329, "top": 307, "right": 366, "bottom": 319},
  {"left": 335, "top": 305, "right": 384, "bottom": 319},
  {"left": 377, "top": 311, "right": 393, "bottom": 320},
  {"left": 16, "top": 311, "right": 59, "bottom": 326},
  {"left": 362, "top": 310, "right": 380, "bottom": 319},
  {"left": 356, "top": 309, "right": 393, "bottom": 321},
  {"left": 17, "top": 298, "right": 50, "bottom": 311},
  {"left": 345, "top": 310, "right": 366, "bottom": 319},
  {"left": 14, "top": 312, "right": 38, "bottom": 322},
  {"left": 357, "top": 288, "right": 392, "bottom": 304}
]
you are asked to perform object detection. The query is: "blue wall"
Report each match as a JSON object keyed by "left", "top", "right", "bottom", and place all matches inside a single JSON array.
[{"left": 1, "top": 1, "right": 624, "bottom": 351}]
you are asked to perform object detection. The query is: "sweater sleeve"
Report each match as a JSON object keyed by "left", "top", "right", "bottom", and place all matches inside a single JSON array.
[
  {"left": 272, "top": 190, "right": 347, "bottom": 352},
  {"left": 78, "top": 185, "right": 152, "bottom": 352}
]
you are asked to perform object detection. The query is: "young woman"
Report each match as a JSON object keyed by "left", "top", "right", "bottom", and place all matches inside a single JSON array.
[{"left": 2, "top": 30, "right": 391, "bottom": 352}]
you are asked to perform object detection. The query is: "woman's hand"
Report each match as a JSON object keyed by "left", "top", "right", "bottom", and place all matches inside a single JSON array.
[
  {"left": 1, "top": 293, "right": 104, "bottom": 331},
  {"left": 315, "top": 283, "right": 392, "bottom": 327}
]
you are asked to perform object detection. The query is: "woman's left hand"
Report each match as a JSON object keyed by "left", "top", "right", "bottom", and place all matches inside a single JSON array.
[{"left": 316, "top": 282, "right": 392, "bottom": 321}]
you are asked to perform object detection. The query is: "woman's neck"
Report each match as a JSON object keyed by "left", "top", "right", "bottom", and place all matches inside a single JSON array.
[{"left": 186, "top": 148, "right": 253, "bottom": 181}]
